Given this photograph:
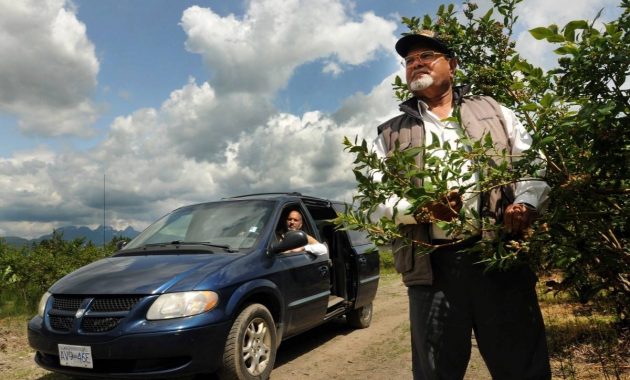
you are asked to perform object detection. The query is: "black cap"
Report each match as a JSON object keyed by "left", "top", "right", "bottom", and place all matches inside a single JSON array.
[{"left": 395, "top": 30, "right": 454, "bottom": 58}]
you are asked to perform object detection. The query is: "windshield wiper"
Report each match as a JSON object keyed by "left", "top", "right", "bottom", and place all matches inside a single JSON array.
[{"left": 142, "top": 241, "right": 238, "bottom": 253}]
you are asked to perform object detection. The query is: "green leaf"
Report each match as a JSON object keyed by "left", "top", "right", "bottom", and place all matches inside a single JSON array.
[
  {"left": 529, "top": 27, "right": 555, "bottom": 40},
  {"left": 547, "top": 34, "right": 566, "bottom": 43},
  {"left": 402, "top": 147, "right": 423, "bottom": 158},
  {"left": 563, "top": 20, "right": 588, "bottom": 42},
  {"left": 538, "top": 136, "right": 555, "bottom": 146},
  {"left": 481, "top": 8, "right": 494, "bottom": 23},
  {"left": 514, "top": 61, "right": 531, "bottom": 73},
  {"left": 529, "top": 25, "right": 565, "bottom": 43},
  {"left": 554, "top": 45, "right": 579, "bottom": 56},
  {"left": 520, "top": 103, "right": 538, "bottom": 111},
  {"left": 604, "top": 22, "right": 618, "bottom": 36},
  {"left": 483, "top": 133, "right": 494, "bottom": 148},
  {"left": 423, "top": 181, "right": 435, "bottom": 192},
  {"left": 540, "top": 93, "right": 555, "bottom": 108},
  {"left": 434, "top": 221, "right": 450, "bottom": 230},
  {"left": 422, "top": 15, "right": 432, "bottom": 28}
]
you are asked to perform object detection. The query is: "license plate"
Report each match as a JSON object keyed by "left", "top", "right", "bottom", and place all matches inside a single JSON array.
[{"left": 58, "top": 344, "right": 93, "bottom": 368}]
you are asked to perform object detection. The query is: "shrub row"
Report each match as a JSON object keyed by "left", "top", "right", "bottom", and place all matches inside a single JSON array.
[{"left": 0, "top": 232, "right": 120, "bottom": 316}]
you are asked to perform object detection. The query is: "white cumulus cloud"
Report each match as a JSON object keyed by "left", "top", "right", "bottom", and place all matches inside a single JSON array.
[
  {"left": 0, "top": 0, "right": 99, "bottom": 136},
  {"left": 181, "top": 0, "right": 397, "bottom": 95}
]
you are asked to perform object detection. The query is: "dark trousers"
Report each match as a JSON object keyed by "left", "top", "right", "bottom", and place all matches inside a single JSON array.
[{"left": 408, "top": 244, "right": 551, "bottom": 380}]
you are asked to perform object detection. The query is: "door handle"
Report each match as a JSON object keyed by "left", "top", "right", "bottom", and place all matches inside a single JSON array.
[{"left": 318, "top": 265, "right": 329, "bottom": 278}]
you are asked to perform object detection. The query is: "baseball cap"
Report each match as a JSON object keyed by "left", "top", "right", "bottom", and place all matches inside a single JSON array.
[{"left": 395, "top": 30, "right": 454, "bottom": 58}]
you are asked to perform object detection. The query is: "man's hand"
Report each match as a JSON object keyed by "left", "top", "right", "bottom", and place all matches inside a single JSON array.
[
  {"left": 504, "top": 203, "right": 537, "bottom": 235},
  {"left": 417, "top": 190, "right": 463, "bottom": 222}
]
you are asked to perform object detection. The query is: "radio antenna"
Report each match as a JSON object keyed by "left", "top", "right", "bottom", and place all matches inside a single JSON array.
[{"left": 103, "top": 173, "right": 106, "bottom": 249}]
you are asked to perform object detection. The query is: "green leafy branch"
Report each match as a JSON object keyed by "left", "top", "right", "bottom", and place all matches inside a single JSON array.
[
  {"left": 341, "top": 0, "right": 630, "bottom": 320},
  {"left": 336, "top": 127, "right": 544, "bottom": 270}
]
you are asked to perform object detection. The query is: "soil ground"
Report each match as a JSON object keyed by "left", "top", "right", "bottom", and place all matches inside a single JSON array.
[
  {"left": 0, "top": 274, "right": 491, "bottom": 380},
  {"left": 271, "top": 274, "right": 491, "bottom": 380},
  {"left": 3, "top": 275, "right": 627, "bottom": 380}
]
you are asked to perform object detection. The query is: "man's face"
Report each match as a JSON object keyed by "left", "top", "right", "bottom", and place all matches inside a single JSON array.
[
  {"left": 286, "top": 211, "right": 303, "bottom": 231},
  {"left": 404, "top": 46, "right": 455, "bottom": 95}
]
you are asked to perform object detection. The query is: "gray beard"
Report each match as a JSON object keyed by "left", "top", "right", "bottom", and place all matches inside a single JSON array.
[{"left": 409, "top": 76, "right": 434, "bottom": 92}]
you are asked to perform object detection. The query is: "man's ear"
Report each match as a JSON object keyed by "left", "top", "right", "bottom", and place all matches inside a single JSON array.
[{"left": 449, "top": 57, "right": 458, "bottom": 75}]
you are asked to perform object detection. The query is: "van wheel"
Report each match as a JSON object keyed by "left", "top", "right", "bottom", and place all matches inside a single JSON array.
[
  {"left": 218, "top": 304, "right": 277, "bottom": 380},
  {"left": 346, "top": 302, "right": 373, "bottom": 329}
]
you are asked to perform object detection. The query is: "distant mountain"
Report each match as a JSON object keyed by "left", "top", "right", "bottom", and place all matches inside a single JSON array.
[
  {"left": 2, "top": 225, "right": 141, "bottom": 247},
  {"left": 3, "top": 236, "right": 30, "bottom": 247}
]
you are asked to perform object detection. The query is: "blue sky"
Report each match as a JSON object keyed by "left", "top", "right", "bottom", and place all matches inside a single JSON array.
[{"left": 0, "top": 0, "right": 622, "bottom": 238}]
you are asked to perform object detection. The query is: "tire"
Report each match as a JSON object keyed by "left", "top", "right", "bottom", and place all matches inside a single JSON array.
[
  {"left": 218, "top": 303, "right": 277, "bottom": 380},
  {"left": 346, "top": 302, "right": 373, "bottom": 329}
]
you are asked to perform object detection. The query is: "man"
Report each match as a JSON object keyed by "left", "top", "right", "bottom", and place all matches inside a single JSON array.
[
  {"left": 373, "top": 30, "right": 552, "bottom": 379},
  {"left": 281, "top": 210, "right": 328, "bottom": 255}
]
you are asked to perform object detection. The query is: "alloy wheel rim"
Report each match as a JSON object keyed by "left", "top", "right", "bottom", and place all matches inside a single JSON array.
[{"left": 241, "top": 317, "right": 271, "bottom": 376}]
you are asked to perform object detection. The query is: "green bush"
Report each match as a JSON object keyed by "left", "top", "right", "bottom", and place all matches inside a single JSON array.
[
  {"left": 338, "top": 0, "right": 629, "bottom": 323},
  {"left": 0, "top": 231, "right": 117, "bottom": 316},
  {"left": 379, "top": 248, "right": 396, "bottom": 273}
]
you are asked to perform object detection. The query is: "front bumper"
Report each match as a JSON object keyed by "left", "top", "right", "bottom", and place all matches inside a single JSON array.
[{"left": 28, "top": 317, "right": 232, "bottom": 378}]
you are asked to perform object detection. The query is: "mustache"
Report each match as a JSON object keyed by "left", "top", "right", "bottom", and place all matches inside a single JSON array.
[{"left": 411, "top": 69, "right": 430, "bottom": 76}]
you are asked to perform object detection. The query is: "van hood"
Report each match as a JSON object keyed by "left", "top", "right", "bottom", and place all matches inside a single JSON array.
[{"left": 48, "top": 253, "right": 243, "bottom": 295}]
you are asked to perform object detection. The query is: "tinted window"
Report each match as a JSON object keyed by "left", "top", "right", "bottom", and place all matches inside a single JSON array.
[
  {"left": 346, "top": 229, "right": 372, "bottom": 246},
  {"left": 125, "top": 200, "right": 275, "bottom": 250}
]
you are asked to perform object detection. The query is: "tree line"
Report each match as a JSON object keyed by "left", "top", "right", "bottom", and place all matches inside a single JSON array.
[{"left": 0, "top": 231, "right": 126, "bottom": 315}]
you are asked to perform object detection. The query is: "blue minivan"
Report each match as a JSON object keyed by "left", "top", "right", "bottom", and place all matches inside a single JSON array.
[{"left": 28, "top": 193, "right": 380, "bottom": 379}]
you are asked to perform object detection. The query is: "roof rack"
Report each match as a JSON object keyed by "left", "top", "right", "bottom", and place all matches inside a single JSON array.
[
  {"left": 226, "top": 192, "right": 303, "bottom": 199},
  {"left": 224, "top": 192, "right": 336, "bottom": 209}
]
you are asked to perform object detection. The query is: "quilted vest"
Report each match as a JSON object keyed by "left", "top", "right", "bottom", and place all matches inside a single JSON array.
[{"left": 376, "top": 93, "right": 515, "bottom": 286}]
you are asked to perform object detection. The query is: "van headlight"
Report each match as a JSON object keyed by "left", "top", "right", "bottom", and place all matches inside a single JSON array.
[
  {"left": 146, "top": 291, "right": 219, "bottom": 320},
  {"left": 38, "top": 292, "right": 52, "bottom": 317}
]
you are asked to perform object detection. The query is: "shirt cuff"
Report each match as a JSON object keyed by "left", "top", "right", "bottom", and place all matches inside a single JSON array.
[
  {"left": 371, "top": 197, "right": 417, "bottom": 225},
  {"left": 304, "top": 243, "right": 328, "bottom": 256}
]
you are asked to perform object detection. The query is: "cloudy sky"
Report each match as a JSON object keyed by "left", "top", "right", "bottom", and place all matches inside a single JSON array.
[{"left": 0, "top": 0, "right": 622, "bottom": 238}]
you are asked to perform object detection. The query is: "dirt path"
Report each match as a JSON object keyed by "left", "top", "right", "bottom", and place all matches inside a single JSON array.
[
  {"left": 1, "top": 274, "right": 491, "bottom": 380},
  {"left": 271, "top": 274, "right": 490, "bottom": 380}
]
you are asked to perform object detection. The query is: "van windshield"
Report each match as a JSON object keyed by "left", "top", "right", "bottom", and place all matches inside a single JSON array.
[{"left": 124, "top": 200, "right": 275, "bottom": 251}]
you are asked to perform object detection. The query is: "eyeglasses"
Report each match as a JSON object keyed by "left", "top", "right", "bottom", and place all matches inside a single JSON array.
[{"left": 401, "top": 51, "right": 448, "bottom": 67}]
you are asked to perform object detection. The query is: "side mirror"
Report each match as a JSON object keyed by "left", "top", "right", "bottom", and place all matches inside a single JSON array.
[
  {"left": 268, "top": 230, "right": 308, "bottom": 255},
  {"left": 116, "top": 240, "right": 128, "bottom": 250}
]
